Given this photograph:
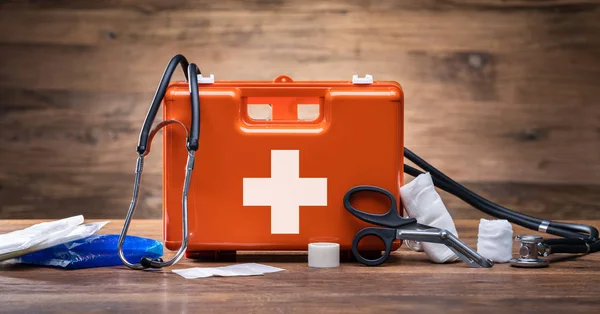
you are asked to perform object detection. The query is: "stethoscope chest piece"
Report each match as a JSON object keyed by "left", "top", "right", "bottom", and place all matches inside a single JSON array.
[{"left": 510, "top": 235, "right": 549, "bottom": 268}]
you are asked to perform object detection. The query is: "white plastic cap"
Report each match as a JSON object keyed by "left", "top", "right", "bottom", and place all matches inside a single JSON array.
[
  {"left": 308, "top": 242, "right": 340, "bottom": 268},
  {"left": 352, "top": 74, "right": 373, "bottom": 84},
  {"left": 197, "top": 73, "right": 214, "bottom": 84}
]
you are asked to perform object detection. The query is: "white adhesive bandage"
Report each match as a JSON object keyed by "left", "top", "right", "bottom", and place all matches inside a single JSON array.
[
  {"left": 172, "top": 263, "right": 285, "bottom": 279},
  {"left": 477, "top": 219, "right": 514, "bottom": 263},
  {"left": 400, "top": 172, "right": 459, "bottom": 263},
  {"left": 308, "top": 242, "right": 340, "bottom": 268}
]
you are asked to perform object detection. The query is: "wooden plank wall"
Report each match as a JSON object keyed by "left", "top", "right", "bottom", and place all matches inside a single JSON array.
[{"left": 0, "top": 0, "right": 599, "bottom": 220}]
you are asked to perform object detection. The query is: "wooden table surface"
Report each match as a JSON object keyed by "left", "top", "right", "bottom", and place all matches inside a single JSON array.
[{"left": 1, "top": 219, "right": 599, "bottom": 313}]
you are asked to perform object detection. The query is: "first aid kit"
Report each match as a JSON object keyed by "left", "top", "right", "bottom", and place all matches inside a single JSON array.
[
  {"left": 118, "top": 54, "right": 600, "bottom": 270},
  {"left": 162, "top": 73, "right": 404, "bottom": 257}
]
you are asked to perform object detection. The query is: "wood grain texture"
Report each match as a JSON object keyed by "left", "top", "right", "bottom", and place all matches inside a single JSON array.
[
  {"left": 1, "top": 219, "right": 599, "bottom": 313},
  {"left": 0, "top": 0, "right": 599, "bottom": 219}
]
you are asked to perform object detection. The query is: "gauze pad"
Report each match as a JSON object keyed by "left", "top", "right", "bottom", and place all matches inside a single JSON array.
[
  {"left": 477, "top": 219, "right": 513, "bottom": 263},
  {"left": 400, "top": 172, "right": 459, "bottom": 263}
]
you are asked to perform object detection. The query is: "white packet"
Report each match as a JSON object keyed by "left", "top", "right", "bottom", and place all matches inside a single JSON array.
[
  {"left": 220, "top": 263, "right": 284, "bottom": 274},
  {"left": 0, "top": 216, "right": 109, "bottom": 262},
  {"left": 0, "top": 215, "right": 84, "bottom": 255},
  {"left": 172, "top": 263, "right": 285, "bottom": 279},
  {"left": 172, "top": 268, "right": 214, "bottom": 279}
]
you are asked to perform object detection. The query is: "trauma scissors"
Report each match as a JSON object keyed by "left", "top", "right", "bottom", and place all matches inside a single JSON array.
[{"left": 344, "top": 185, "right": 493, "bottom": 268}]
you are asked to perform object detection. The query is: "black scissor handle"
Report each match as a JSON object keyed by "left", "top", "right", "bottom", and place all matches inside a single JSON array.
[
  {"left": 344, "top": 185, "right": 416, "bottom": 228},
  {"left": 351, "top": 227, "right": 397, "bottom": 266}
]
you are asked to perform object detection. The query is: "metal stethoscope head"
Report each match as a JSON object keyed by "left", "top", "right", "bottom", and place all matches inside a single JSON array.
[
  {"left": 510, "top": 234, "right": 595, "bottom": 268},
  {"left": 117, "top": 55, "right": 200, "bottom": 270},
  {"left": 510, "top": 235, "right": 550, "bottom": 268}
]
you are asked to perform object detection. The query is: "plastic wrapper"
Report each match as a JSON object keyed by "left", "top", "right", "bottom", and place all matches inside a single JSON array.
[
  {"left": 15, "top": 234, "right": 163, "bottom": 269},
  {"left": 0, "top": 216, "right": 109, "bottom": 262}
]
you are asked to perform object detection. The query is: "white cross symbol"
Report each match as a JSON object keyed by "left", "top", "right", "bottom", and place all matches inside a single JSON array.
[{"left": 243, "top": 150, "right": 328, "bottom": 234}]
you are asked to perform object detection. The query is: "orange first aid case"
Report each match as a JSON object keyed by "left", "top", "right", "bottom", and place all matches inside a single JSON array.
[{"left": 162, "top": 74, "right": 404, "bottom": 257}]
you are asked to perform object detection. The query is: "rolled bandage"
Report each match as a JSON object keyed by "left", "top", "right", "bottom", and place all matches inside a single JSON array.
[
  {"left": 308, "top": 242, "right": 340, "bottom": 268},
  {"left": 400, "top": 172, "right": 459, "bottom": 263},
  {"left": 477, "top": 219, "right": 513, "bottom": 263}
]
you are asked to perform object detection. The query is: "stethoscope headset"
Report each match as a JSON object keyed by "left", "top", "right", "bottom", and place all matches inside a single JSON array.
[{"left": 118, "top": 55, "right": 199, "bottom": 269}]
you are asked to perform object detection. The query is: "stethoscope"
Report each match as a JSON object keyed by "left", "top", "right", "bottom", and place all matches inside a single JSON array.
[
  {"left": 117, "top": 54, "right": 200, "bottom": 269},
  {"left": 117, "top": 54, "right": 599, "bottom": 270}
]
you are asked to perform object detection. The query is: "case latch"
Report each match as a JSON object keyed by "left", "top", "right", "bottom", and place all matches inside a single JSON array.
[
  {"left": 352, "top": 74, "right": 373, "bottom": 84},
  {"left": 197, "top": 74, "right": 215, "bottom": 84}
]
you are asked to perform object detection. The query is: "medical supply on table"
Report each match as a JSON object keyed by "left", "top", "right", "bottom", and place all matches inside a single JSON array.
[
  {"left": 15, "top": 234, "right": 162, "bottom": 269},
  {"left": 510, "top": 235, "right": 550, "bottom": 267},
  {"left": 308, "top": 243, "right": 340, "bottom": 268},
  {"left": 508, "top": 233, "right": 596, "bottom": 268},
  {"left": 476, "top": 219, "right": 513, "bottom": 263},
  {"left": 0, "top": 215, "right": 108, "bottom": 262},
  {"left": 343, "top": 185, "right": 493, "bottom": 267},
  {"left": 399, "top": 172, "right": 459, "bottom": 264},
  {"left": 118, "top": 53, "right": 600, "bottom": 270},
  {"left": 172, "top": 263, "right": 285, "bottom": 279}
]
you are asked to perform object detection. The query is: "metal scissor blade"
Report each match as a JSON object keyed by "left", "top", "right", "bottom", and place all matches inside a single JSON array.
[{"left": 396, "top": 226, "right": 494, "bottom": 268}]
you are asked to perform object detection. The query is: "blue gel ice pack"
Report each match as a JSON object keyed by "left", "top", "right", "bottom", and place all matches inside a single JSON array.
[{"left": 16, "top": 234, "right": 163, "bottom": 269}]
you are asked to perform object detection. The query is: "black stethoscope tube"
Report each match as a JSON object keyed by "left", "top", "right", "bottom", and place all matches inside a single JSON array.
[
  {"left": 136, "top": 54, "right": 200, "bottom": 155},
  {"left": 186, "top": 63, "right": 200, "bottom": 151},
  {"left": 404, "top": 164, "right": 541, "bottom": 229}
]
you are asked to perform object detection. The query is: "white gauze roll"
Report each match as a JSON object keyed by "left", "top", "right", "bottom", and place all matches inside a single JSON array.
[
  {"left": 399, "top": 172, "right": 459, "bottom": 263},
  {"left": 477, "top": 219, "right": 513, "bottom": 263}
]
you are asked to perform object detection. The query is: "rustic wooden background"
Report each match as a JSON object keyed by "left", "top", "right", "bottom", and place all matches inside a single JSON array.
[{"left": 0, "top": 0, "right": 599, "bottom": 220}]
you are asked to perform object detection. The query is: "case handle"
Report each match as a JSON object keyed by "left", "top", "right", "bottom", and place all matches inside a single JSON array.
[{"left": 273, "top": 75, "right": 294, "bottom": 83}]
